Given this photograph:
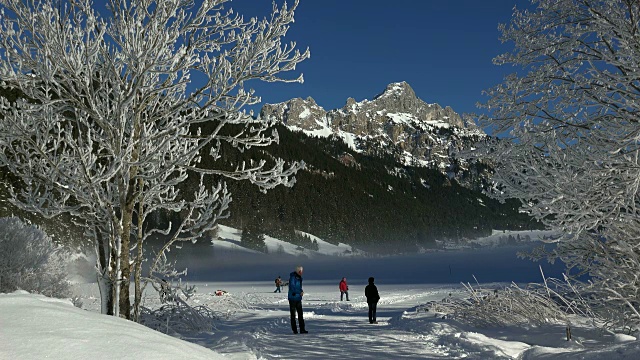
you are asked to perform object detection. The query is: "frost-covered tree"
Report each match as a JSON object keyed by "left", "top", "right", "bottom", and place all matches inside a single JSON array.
[
  {"left": 0, "top": 217, "right": 70, "bottom": 298},
  {"left": 478, "top": 0, "right": 640, "bottom": 330},
  {"left": 0, "top": 0, "right": 308, "bottom": 320}
]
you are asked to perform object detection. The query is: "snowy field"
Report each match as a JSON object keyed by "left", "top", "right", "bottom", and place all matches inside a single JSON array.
[
  {"left": 3, "top": 237, "right": 640, "bottom": 360},
  {"left": 3, "top": 279, "right": 639, "bottom": 360}
]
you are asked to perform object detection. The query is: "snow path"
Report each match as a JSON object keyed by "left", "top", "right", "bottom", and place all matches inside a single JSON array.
[
  {"left": 50, "top": 278, "right": 640, "bottom": 360},
  {"left": 112, "top": 283, "right": 528, "bottom": 359}
]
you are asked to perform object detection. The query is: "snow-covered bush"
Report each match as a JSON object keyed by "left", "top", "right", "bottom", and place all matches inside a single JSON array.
[
  {"left": 141, "top": 286, "right": 255, "bottom": 334},
  {"left": 425, "top": 271, "right": 598, "bottom": 329},
  {"left": 438, "top": 283, "right": 568, "bottom": 328},
  {"left": 141, "top": 298, "right": 216, "bottom": 334},
  {"left": 0, "top": 217, "right": 70, "bottom": 298}
]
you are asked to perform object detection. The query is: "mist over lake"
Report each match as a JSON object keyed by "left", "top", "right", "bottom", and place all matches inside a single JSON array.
[{"left": 167, "top": 242, "right": 565, "bottom": 286}]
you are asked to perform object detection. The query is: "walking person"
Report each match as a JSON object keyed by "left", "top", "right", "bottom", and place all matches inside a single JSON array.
[
  {"left": 274, "top": 276, "right": 282, "bottom": 293},
  {"left": 365, "top": 276, "right": 380, "bottom": 324},
  {"left": 288, "top": 265, "right": 308, "bottom": 334},
  {"left": 339, "top": 277, "right": 350, "bottom": 301}
]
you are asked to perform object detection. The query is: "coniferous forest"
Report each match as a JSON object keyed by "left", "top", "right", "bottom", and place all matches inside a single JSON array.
[{"left": 185, "top": 122, "right": 540, "bottom": 253}]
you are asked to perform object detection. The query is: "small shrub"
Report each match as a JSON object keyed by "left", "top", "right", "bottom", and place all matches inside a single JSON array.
[
  {"left": 0, "top": 217, "right": 70, "bottom": 298},
  {"left": 424, "top": 270, "right": 597, "bottom": 329}
]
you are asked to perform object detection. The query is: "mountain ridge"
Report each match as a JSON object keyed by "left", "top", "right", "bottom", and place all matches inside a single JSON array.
[{"left": 260, "top": 82, "right": 485, "bottom": 177}]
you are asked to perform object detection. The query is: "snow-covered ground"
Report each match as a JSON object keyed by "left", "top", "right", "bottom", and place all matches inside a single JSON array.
[
  {"left": 212, "top": 225, "right": 557, "bottom": 256},
  {"left": 2, "top": 230, "right": 638, "bottom": 359},
  {"left": 3, "top": 279, "right": 639, "bottom": 360},
  {"left": 468, "top": 229, "right": 558, "bottom": 247},
  {"left": 0, "top": 290, "right": 247, "bottom": 360}
]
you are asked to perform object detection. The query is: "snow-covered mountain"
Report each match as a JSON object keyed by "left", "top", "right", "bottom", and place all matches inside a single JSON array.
[{"left": 260, "top": 82, "right": 486, "bottom": 173}]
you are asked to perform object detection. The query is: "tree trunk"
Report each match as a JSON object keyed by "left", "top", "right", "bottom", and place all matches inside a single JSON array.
[
  {"left": 133, "top": 258, "right": 142, "bottom": 322},
  {"left": 121, "top": 115, "right": 142, "bottom": 321},
  {"left": 112, "top": 231, "right": 121, "bottom": 317},
  {"left": 96, "top": 231, "right": 114, "bottom": 315},
  {"left": 97, "top": 271, "right": 113, "bottom": 315},
  {"left": 133, "top": 193, "right": 145, "bottom": 322},
  {"left": 119, "top": 209, "right": 132, "bottom": 319}
]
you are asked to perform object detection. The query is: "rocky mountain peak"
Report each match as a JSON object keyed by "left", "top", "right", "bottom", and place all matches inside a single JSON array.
[
  {"left": 260, "top": 97, "right": 327, "bottom": 131},
  {"left": 260, "top": 82, "right": 485, "bottom": 173},
  {"left": 373, "top": 81, "right": 417, "bottom": 101}
]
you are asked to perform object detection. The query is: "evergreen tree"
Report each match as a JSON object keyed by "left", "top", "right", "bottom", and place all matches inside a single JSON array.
[{"left": 241, "top": 216, "right": 267, "bottom": 252}]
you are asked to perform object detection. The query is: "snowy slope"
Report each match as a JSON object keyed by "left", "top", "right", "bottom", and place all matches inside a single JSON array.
[
  {"left": 212, "top": 224, "right": 361, "bottom": 257},
  {"left": 295, "top": 230, "right": 359, "bottom": 256},
  {"left": 0, "top": 291, "right": 251, "bottom": 360},
  {"left": 212, "top": 225, "right": 555, "bottom": 257},
  {"left": 469, "top": 229, "right": 559, "bottom": 247}
]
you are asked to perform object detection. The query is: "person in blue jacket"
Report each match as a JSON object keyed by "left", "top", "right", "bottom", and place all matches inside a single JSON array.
[{"left": 288, "top": 265, "right": 308, "bottom": 334}]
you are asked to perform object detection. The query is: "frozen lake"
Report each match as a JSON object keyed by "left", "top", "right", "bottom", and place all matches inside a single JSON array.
[{"left": 168, "top": 242, "right": 566, "bottom": 286}]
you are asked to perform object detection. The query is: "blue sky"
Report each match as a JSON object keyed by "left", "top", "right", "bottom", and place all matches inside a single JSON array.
[{"left": 231, "top": 0, "right": 524, "bottom": 117}]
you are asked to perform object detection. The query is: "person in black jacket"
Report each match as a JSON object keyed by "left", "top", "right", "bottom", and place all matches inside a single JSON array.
[{"left": 364, "top": 276, "right": 380, "bottom": 324}]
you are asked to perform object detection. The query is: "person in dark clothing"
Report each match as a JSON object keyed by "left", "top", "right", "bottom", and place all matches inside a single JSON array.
[
  {"left": 288, "top": 265, "right": 308, "bottom": 334},
  {"left": 274, "top": 276, "right": 282, "bottom": 293},
  {"left": 339, "top": 277, "right": 349, "bottom": 301},
  {"left": 365, "top": 276, "right": 380, "bottom": 324}
]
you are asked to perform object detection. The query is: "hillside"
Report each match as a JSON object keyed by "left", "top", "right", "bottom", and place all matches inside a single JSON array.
[
  {"left": 188, "top": 120, "right": 540, "bottom": 254},
  {"left": 211, "top": 224, "right": 361, "bottom": 257}
]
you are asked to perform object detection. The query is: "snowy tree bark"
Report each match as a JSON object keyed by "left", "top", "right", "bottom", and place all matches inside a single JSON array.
[
  {"left": 94, "top": 228, "right": 114, "bottom": 315},
  {"left": 477, "top": 0, "right": 640, "bottom": 330},
  {"left": 0, "top": 0, "right": 308, "bottom": 320}
]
